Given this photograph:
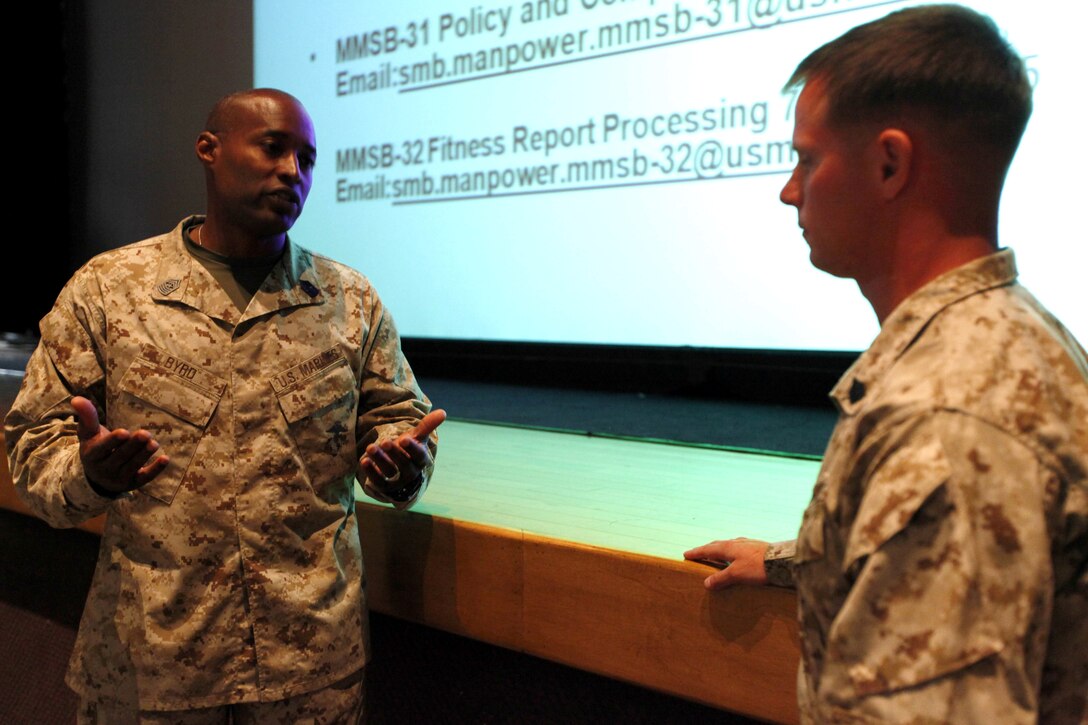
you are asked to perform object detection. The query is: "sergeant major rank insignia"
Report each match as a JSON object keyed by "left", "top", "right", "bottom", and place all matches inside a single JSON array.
[{"left": 157, "top": 279, "right": 181, "bottom": 295}]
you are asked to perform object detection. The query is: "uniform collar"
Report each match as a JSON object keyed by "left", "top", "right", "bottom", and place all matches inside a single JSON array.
[
  {"left": 831, "top": 249, "right": 1018, "bottom": 415},
  {"left": 151, "top": 216, "right": 325, "bottom": 326}
]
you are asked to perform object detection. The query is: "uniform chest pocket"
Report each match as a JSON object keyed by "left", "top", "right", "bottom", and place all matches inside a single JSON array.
[
  {"left": 271, "top": 353, "right": 359, "bottom": 491},
  {"left": 115, "top": 351, "right": 227, "bottom": 505}
]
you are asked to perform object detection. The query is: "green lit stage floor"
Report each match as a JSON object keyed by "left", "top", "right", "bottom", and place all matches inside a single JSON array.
[{"left": 362, "top": 419, "right": 820, "bottom": 561}]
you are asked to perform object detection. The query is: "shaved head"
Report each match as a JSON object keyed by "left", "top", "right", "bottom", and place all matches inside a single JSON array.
[
  {"left": 204, "top": 88, "right": 306, "bottom": 136},
  {"left": 195, "top": 88, "right": 316, "bottom": 256}
]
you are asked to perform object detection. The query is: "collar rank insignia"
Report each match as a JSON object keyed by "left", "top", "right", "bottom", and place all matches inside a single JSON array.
[
  {"left": 156, "top": 279, "right": 181, "bottom": 295},
  {"left": 300, "top": 280, "right": 320, "bottom": 298}
]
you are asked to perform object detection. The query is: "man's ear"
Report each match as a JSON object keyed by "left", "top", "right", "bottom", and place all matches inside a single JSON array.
[
  {"left": 876, "top": 129, "right": 912, "bottom": 200},
  {"left": 195, "top": 131, "right": 220, "bottom": 166}
]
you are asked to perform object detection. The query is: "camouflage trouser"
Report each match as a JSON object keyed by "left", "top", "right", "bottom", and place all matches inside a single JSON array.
[{"left": 77, "top": 669, "right": 365, "bottom": 725}]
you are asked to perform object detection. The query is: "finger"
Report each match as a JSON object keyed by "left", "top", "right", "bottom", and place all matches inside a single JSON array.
[
  {"left": 360, "top": 457, "right": 396, "bottom": 485},
  {"left": 105, "top": 431, "right": 158, "bottom": 468},
  {"left": 393, "top": 436, "right": 431, "bottom": 467},
  {"left": 135, "top": 454, "right": 170, "bottom": 486},
  {"left": 363, "top": 444, "right": 398, "bottom": 479},
  {"left": 81, "top": 428, "right": 133, "bottom": 463},
  {"left": 704, "top": 566, "right": 736, "bottom": 591},
  {"left": 113, "top": 435, "right": 163, "bottom": 485},
  {"left": 72, "top": 396, "right": 102, "bottom": 440},
  {"left": 381, "top": 440, "right": 424, "bottom": 477},
  {"left": 684, "top": 543, "right": 712, "bottom": 560},
  {"left": 684, "top": 542, "right": 729, "bottom": 561},
  {"left": 411, "top": 409, "right": 447, "bottom": 441}
]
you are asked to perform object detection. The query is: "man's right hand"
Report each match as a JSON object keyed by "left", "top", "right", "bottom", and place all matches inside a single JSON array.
[
  {"left": 684, "top": 538, "right": 770, "bottom": 590},
  {"left": 72, "top": 396, "right": 169, "bottom": 495}
]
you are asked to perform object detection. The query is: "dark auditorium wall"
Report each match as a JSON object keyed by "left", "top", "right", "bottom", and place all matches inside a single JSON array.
[
  {"left": 8, "top": 1, "right": 252, "bottom": 336},
  {"left": 72, "top": 1, "right": 253, "bottom": 255}
]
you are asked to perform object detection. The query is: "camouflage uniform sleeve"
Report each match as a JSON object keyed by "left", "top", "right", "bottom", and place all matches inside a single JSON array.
[
  {"left": 1043, "top": 482, "right": 1088, "bottom": 724},
  {"left": 4, "top": 269, "right": 116, "bottom": 527},
  {"left": 356, "top": 294, "right": 436, "bottom": 510},
  {"left": 764, "top": 539, "right": 796, "bottom": 588},
  {"left": 809, "top": 411, "right": 1056, "bottom": 724}
]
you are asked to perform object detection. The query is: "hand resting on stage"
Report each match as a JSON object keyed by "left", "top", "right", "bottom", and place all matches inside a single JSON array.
[{"left": 684, "top": 538, "right": 770, "bottom": 590}]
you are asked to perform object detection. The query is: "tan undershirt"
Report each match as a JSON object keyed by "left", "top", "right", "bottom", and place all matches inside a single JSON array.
[{"left": 182, "top": 221, "right": 282, "bottom": 313}]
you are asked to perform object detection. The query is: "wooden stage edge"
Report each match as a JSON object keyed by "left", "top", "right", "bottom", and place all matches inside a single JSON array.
[
  {"left": 359, "top": 504, "right": 800, "bottom": 724},
  {"left": 0, "top": 450, "right": 800, "bottom": 725}
]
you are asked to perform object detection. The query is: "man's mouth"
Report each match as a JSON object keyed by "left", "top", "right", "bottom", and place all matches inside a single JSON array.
[{"left": 267, "top": 188, "right": 301, "bottom": 206}]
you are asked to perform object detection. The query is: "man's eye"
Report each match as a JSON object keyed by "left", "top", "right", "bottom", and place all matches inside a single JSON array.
[{"left": 301, "top": 156, "right": 316, "bottom": 170}]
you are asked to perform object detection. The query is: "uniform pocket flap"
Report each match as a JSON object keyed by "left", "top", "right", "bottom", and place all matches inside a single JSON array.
[
  {"left": 119, "top": 353, "right": 225, "bottom": 427},
  {"left": 272, "top": 351, "right": 355, "bottom": 424},
  {"left": 844, "top": 432, "right": 951, "bottom": 573},
  {"left": 824, "top": 633, "right": 1004, "bottom": 704}
]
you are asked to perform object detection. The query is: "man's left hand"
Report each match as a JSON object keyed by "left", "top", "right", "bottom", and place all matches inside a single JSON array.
[
  {"left": 360, "top": 409, "right": 446, "bottom": 496},
  {"left": 684, "top": 538, "right": 770, "bottom": 590}
]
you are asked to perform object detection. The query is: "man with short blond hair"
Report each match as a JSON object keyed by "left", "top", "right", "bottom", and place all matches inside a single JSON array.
[{"left": 687, "top": 6, "right": 1087, "bottom": 723}]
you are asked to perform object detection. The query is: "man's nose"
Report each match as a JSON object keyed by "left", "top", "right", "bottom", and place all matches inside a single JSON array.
[
  {"left": 780, "top": 169, "right": 800, "bottom": 207},
  {"left": 278, "top": 153, "right": 302, "bottom": 181}
]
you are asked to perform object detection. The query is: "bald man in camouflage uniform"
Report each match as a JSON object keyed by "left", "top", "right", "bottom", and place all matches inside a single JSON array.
[
  {"left": 6, "top": 89, "right": 444, "bottom": 722},
  {"left": 687, "top": 7, "right": 1087, "bottom": 723}
]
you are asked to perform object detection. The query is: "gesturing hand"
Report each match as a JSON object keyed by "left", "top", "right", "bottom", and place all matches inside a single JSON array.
[
  {"left": 73, "top": 396, "right": 169, "bottom": 495},
  {"left": 360, "top": 409, "right": 446, "bottom": 498}
]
